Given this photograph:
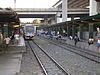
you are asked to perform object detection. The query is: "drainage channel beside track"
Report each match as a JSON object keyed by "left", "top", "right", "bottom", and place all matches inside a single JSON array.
[{"left": 28, "top": 40, "right": 69, "bottom": 75}]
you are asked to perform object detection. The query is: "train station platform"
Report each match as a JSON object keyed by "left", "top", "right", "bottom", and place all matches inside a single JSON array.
[
  {"left": 0, "top": 53, "right": 22, "bottom": 75},
  {"left": 0, "top": 36, "right": 26, "bottom": 54},
  {"left": 0, "top": 36, "right": 26, "bottom": 75}
]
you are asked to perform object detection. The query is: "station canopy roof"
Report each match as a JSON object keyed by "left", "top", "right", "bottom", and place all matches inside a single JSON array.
[
  {"left": 78, "top": 14, "right": 100, "bottom": 23},
  {"left": 44, "top": 14, "right": 100, "bottom": 29},
  {"left": 95, "top": 0, "right": 100, "bottom": 2},
  {"left": 0, "top": 8, "right": 20, "bottom": 25}
]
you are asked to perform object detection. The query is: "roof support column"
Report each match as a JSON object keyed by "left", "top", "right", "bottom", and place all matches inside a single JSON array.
[
  {"left": 3, "top": 23, "right": 9, "bottom": 37},
  {"left": 14, "top": 0, "right": 16, "bottom": 8},
  {"left": 89, "top": 0, "right": 97, "bottom": 39},
  {"left": 1, "top": 24, "right": 4, "bottom": 35},
  {"left": 97, "top": 2, "right": 100, "bottom": 13},
  {"left": 67, "top": 23, "right": 71, "bottom": 37},
  {"left": 55, "top": 27, "right": 58, "bottom": 36},
  {"left": 44, "top": 16, "right": 48, "bottom": 25},
  {"left": 62, "top": 0, "right": 68, "bottom": 22},
  {"left": 89, "top": 0, "right": 97, "bottom": 16},
  {"left": 71, "top": 17, "right": 75, "bottom": 37},
  {"left": 50, "top": 17, "right": 56, "bottom": 24},
  {"left": 79, "top": 24, "right": 83, "bottom": 39},
  {"left": 59, "top": 26, "right": 63, "bottom": 35},
  {"left": 56, "top": 12, "right": 61, "bottom": 23},
  {"left": 89, "top": 23, "right": 94, "bottom": 38}
]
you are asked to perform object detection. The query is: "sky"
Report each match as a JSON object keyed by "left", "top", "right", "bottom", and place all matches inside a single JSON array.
[
  {"left": 0, "top": 0, "right": 59, "bottom": 22},
  {"left": 0, "top": 0, "right": 59, "bottom": 8}
]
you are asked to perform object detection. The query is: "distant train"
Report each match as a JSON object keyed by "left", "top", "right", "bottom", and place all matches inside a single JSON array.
[{"left": 23, "top": 24, "right": 36, "bottom": 40}]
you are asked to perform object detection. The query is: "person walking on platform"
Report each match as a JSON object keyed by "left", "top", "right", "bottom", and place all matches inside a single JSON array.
[
  {"left": 10, "top": 33, "right": 14, "bottom": 44},
  {"left": 96, "top": 37, "right": 100, "bottom": 53},
  {"left": 4, "top": 36, "right": 10, "bottom": 48},
  {"left": 88, "top": 38, "right": 94, "bottom": 45},
  {"left": 96, "top": 37, "right": 100, "bottom": 48},
  {"left": 14, "top": 33, "right": 20, "bottom": 45},
  {"left": 69, "top": 35, "right": 73, "bottom": 40},
  {"left": 74, "top": 35, "right": 79, "bottom": 45}
]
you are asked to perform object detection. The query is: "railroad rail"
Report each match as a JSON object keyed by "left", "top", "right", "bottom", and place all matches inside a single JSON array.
[
  {"left": 26, "top": 41, "right": 47, "bottom": 75},
  {"left": 40, "top": 36, "right": 100, "bottom": 63},
  {"left": 28, "top": 40, "right": 69, "bottom": 75}
]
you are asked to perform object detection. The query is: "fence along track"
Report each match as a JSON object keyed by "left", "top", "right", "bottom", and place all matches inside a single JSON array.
[
  {"left": 29, "top": 40, "right": 69, "bottom": 75},
  {"left": 27, "top": 41, "right": 47, "bottom": 75}
]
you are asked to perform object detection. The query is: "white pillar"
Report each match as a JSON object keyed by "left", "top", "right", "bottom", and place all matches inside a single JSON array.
[
  {"left": 56, "top": 12, "right": 61, "bottom": 23},
  {"left": 89, "top": 0, "right": 97, "bottom": 16},
  {"left": 14, "top": 0, "right": 16, "bottom": 8},
  {"left": 51, "top": 18, "right": 56, "bottom": 24},
  {"left": 44, "top": 16, "right": 48, "bottom": 25},
  {"left": 97, "top": 2, "right": 100, "bottom": 13},
  {"left": 62, "top": 0, "right": 67, "bottom": 22}
]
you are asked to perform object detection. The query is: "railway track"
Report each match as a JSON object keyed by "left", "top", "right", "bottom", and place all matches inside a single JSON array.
[
  {"left": 28, "top": 40, "right": 69, "bottom": 75},
  {"left": 27, "top": 41, "right": 47, "bottom": 75},
  {"left": 24, "top": 41, "right": 47, "bottom": 75},
  {"left": 40, "top": 37, "right": 100, "bottom": 63}
]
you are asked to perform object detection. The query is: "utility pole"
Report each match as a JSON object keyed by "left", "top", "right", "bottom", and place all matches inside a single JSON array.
[
  {"left": 14, "top": 0, "right": 16, "bottom": 8},
  {"left": 62, "top": 0, "right": 67, "bottom": 22}
]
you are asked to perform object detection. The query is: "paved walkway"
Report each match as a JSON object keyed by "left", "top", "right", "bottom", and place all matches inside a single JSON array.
[
  {"left": 0, "top": 36, "right": 25, "bottom": 75},
  {"left": 0, "top": 54, "right": 22, "bottom": 75}
]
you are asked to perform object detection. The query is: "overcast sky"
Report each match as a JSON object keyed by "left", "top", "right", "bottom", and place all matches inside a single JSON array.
[
  {"left": 0, "top": 0, "right": 59, "bottom": 8},
  {"left": 0, "top": 0, "right": 59, "bottom": 22}
]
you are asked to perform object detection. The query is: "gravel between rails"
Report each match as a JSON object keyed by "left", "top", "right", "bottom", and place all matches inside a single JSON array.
[
  {"left": 34, "top": 36, "right": 100, "bottom": 75},
  {"left": 29, "top": 40, "right": 68, "bottom": 75},
  {"left": 18, "top": 41, "right": 44, "bottom": 75},
  {"left": 42, "top": 37, "right": 100, "bottom": 63}
]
